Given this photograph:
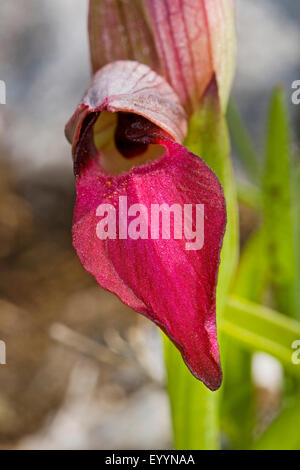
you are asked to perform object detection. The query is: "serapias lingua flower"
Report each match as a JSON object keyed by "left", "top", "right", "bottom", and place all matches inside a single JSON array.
[{"left": 65, "top": 0, "right": 236, "bottom": 391}]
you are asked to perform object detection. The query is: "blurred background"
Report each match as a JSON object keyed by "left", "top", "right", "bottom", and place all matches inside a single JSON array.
[{"left": 0, "top": 0, "right": 299, "bottom": 449}]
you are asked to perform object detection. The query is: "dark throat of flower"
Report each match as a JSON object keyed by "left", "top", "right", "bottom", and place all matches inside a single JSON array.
[{"left": 92, "top": 111, "right": 169, "bottom": 174}]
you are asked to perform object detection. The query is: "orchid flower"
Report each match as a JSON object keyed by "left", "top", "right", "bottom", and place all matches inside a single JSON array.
[{"left": 65, "top": 0, "right": 235, "bottom": 391}]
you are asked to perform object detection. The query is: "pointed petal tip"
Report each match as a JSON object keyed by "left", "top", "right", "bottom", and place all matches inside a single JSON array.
[
  {"left": 163, "top": 319, "right": 223, "bottom": 390},
  {"left": 188, "top": 358, "right": 223, "bottom": 391}
]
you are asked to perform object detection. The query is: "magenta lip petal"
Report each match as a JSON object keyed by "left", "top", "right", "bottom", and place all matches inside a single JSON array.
[{"left": 72, "top": 132, "right": 226, "bottom": 390}]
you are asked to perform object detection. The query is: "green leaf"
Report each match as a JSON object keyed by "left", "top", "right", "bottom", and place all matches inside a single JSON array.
[
  {"left": 262, "top": 86, "right": 297, "bottom": 317},
  {"left": 227, "top": 99, "right": 261, "bottom": 182},
  {"left": 252, "top": 396, "right": 300, "bottom": 450},
  {"left": 222, "top": 296, "right": 300, "bottom": 375},
  {"left": 261, "top": 87, "right": 300, "bottom": 446},
  {"left": 233, "top": 229, "right": 268, "bottom": 302}
]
